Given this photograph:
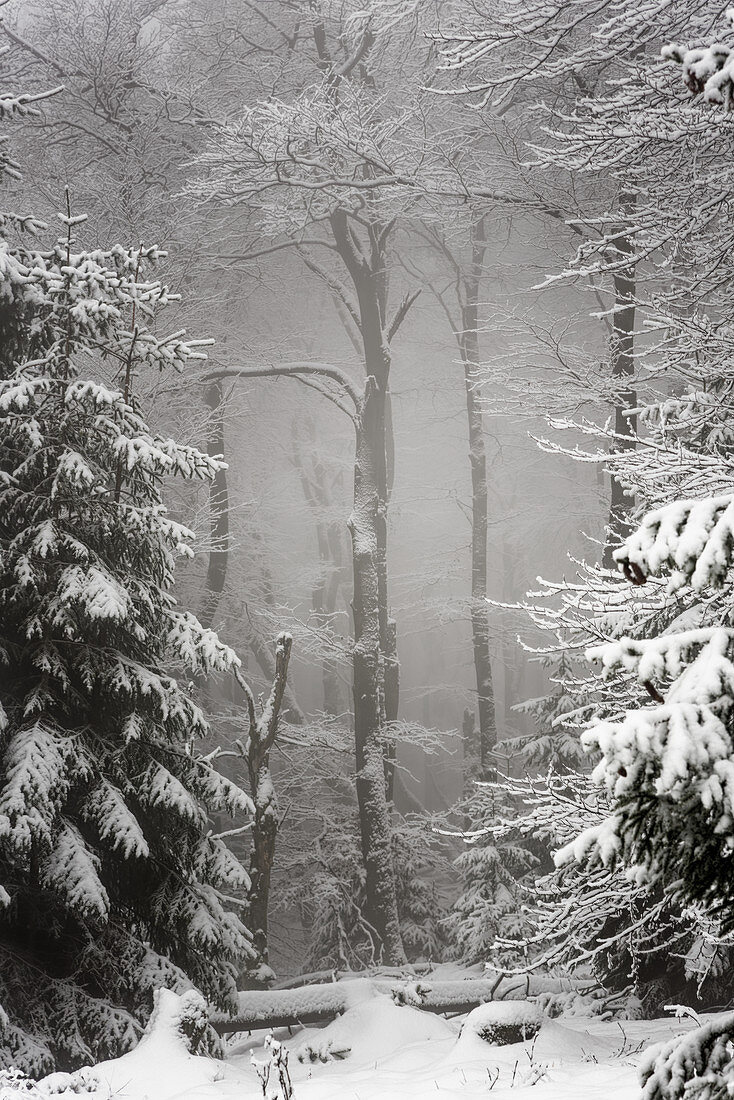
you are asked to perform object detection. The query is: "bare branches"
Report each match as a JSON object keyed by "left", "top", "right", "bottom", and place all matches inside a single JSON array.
[
  {"left": 212, "top": 236, "right": 338, "bottom": 264},
  {"left": 0, "top": 24, "right": 68, "bottom": 78}
]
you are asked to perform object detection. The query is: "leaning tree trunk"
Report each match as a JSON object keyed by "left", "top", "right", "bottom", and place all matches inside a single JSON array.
[{"left": 460, "top": 216, "right": 497, "bottom": 776}]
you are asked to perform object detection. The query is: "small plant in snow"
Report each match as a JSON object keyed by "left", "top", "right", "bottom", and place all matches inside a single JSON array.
[
  {"left": 0, "top": 1068, "right": 41, "bottom": 1100},
  {"left": 665, "top": 1006, "right": 702, "bottom": 1029},
  {"left": 252, "top": 1034, "right": 295, "bottom": 1100}
]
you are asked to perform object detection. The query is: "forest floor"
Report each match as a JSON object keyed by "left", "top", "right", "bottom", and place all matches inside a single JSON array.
[{"left": 77, "top": 978, "right": 691, "bottom": 1100}]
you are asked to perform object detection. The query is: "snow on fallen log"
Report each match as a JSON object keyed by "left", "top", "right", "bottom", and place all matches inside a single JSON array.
[{"left": 211, "top": 975, "right": 514, "bottom": 1034}]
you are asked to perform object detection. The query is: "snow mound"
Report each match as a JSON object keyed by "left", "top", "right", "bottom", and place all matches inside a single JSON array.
[
  {"left": 292, "top": 987, "right": 455, "bottom": 1066},
  {"left": 532, "top": 1018, "right": 616, "bottom": 1063},
  {"left": 73, "top": 989, "right": 224, "bottom": 1100}
]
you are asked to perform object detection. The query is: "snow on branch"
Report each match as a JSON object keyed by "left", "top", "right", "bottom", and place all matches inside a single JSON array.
[
  {"left": 640, "top": 1009, "right": 734, "bottom": 1100},
  {"left": 663, "top": 11, "right": 734, "bottom": 109},
  {"left": 614, "top": 496, "right": 734, "bottom": 591},
  {"left": 588, "top": 627, "right": 734, "bottom": 689}
]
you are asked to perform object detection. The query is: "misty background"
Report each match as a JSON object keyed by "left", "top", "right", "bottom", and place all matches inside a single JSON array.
[{"left": 2, "top": 0, "right": 617, "bottom": 976}]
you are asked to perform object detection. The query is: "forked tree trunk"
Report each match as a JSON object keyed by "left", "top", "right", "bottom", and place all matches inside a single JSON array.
[{"left": 331, "top": 207, "right": 406, "bottom": 965}]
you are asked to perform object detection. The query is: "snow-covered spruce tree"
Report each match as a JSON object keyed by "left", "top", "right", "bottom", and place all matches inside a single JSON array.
[
  {"left": 0, "top": 202, "right": 257, "bottom": 1071},
  {"left": 446, "top": 549, "right": 734, "bottom": 1009},
  {"left": 486, "top": 767, "right": 733, "bottom": 1014},
  {"left": 552, "top": 4, "right": 734, "bottom": 932},
  {"left": 445, "top": 783, "right": 537, "bottom": 967},
  {"left": 446, "top": 645, "right": 587, "bottom": 968}
]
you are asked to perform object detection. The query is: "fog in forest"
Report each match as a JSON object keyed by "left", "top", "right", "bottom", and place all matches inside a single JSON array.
[{"left": 7, "top": 3, "right": 734, "bottom": 1084}]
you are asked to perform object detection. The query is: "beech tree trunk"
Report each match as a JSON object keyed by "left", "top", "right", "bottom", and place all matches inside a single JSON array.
[
  {"left": 350, "top": 374, "right": 405, "bottom": 965},
  {"left": 459, "top": 217, "right": 497, "bottom": 775},
  {"left": 201, "top": 380, "right": 229, "bottom": 631}
]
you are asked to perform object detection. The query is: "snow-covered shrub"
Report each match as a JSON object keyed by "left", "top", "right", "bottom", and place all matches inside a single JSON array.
[
  {"left": 152, "top": 990, "right": 210, "bottom": 1056},
  {"left": 460, "top": 1001, "right": 542, "bottom": 1046},
  {"left": 390, "top": 981, "right": 430, "bottom": 1008},
  {"left": 0, "top": 1067, "right": 44, "bottom": 1100}
]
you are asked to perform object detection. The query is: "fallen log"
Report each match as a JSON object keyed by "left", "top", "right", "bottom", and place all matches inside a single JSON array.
[{"left": 211, "top": 976, "right": 506, "bottom": 1035}]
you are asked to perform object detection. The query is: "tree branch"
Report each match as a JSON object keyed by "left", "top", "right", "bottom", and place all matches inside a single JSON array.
[
  {"left": 258, "top": 632, "right": 293, "bottom": 753},
  {"left": 203, "top": 361, "right": 361, "bottom": 407},
  {"left": 336, "top": 26, "right": 375, "bottom": 79},
  {"left": 387, "top": 288, "right": 421, "bottom": 342},
  {"left": 297, "top": 248, "right": 362, "bottom": 333}
]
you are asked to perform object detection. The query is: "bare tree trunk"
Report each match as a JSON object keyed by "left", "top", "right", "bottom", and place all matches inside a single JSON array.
[
  {"left": 248, "top": 529, "right": 305, "bottom": 724},
  {"left": 604, "top": 197, "right": 638, "bottom": 567},
  {"left": 350, "top": 374, "right": 405, "bottom": 965},
  {"left": 201, "top": 379, "right": 229, "bottom": 631},
  {"left": 293, "top": 431, "right": 348, "bottom": 716},
  {"left": 460, "top": 216, "right": 497, "bottom": 775},
  {"left": 383, "top": 390, "right": 399, "bottom": 803},
  {"left": 240, "top": 634, "right": 294, "bottom": 985},
  {"left": 247, "top": 626, "right": 304, "bottom": 725},
  {"left": 383, "top": 618, "right": 399, "bottom": 804}
]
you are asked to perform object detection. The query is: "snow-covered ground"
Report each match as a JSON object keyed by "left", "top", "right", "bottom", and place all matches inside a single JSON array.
[
  {"left": 223, "top": 1001, "right": 683, "bottom": 1100},
  {"left": 48, "top": 982, "right": 693, "bottom": 1100}
]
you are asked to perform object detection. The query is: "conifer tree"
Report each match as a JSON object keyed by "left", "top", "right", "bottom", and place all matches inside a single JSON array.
[{"left": 0, "top": 96, "right": 256, "bottom": 1070}]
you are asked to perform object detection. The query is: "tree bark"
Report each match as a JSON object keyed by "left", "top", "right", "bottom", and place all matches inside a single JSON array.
[
  {"left": 293, "top": 434, "right": 348, "bottom": 717},
  {"left": 350, "top": 374, "right": 405, "bottom": 965}
]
